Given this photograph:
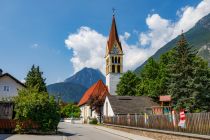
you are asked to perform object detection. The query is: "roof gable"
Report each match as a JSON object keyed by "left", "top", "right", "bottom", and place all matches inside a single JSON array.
[
  {"left": 78, "top": 80, "right": 110, "bottom": 106},
  {"left": 0, "top": 73, "right": 26, "bottom": 88}
]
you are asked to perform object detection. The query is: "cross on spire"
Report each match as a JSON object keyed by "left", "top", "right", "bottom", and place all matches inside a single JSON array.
[{"left": 112, "top": 8, "right": 116, "bottom": 16}]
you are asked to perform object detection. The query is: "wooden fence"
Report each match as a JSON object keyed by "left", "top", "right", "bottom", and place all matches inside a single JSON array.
[
  {"left": 103, "top": 112, "right": 210, "bottom": 135},
  {"left": 0, "top": 119, "right": 39, "bottom": 133}
]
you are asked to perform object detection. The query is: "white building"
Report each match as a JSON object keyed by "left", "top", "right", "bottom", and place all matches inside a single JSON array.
[
  {"left": 0, "top": 69, "right": 25, "bottom": 101},
  {"left": 78, "top": 80, "right": 109, "bottom": 123},
  {"left": 0, "top": 69, "right": 25, "bottom": 119}
]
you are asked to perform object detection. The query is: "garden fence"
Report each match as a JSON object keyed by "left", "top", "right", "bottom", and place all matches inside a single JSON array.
[{"left": 103, "top": 112, "right": 210, "bottom": 135}]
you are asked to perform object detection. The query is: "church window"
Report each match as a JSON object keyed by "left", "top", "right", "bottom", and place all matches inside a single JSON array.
[
  {"left": 112, "top": 57, "right": 114, "bottom": 63},
  {"left": 118, "top": 57, "right": 120, "bottom": 63},
  {"left": 112, "top": 65, "right": 115, "bottom": 73},
  {"left": 115, "top": 57, "right": 117, "bottom": 63},
  {"left": 117, "top": 65, "right": 120, "bottom": 73}
]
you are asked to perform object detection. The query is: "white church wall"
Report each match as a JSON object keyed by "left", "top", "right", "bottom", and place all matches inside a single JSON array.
[
  {"left": 103, "top": 96, "right": 115, "bottom": 116},
  {"left": 106, "top": 73, "right": 121, "bottom": 95}
]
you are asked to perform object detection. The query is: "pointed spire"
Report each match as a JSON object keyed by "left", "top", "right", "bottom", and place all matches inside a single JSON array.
[{"left": 107, "top": 15, "right": 122, "bottom": 53}]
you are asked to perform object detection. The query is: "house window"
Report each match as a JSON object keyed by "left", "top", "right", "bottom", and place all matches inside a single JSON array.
[
  {"left": 3, "top": 86, "right": 9, "bottom": 92},
  {"left": 112, "top": 65, "right": 115, "bottom": 73}
]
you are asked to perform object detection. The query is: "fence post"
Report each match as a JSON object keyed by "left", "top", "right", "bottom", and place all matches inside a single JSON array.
[
  {"left": 127, "top": 113, "right": 130, "bottom": 126},
  {"left": 135, "top": 113, "right": 138, "bottom": 127}
]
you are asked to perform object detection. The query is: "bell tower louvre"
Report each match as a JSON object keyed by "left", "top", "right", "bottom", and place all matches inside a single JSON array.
[{"left": 105, "top": 14, "right": 123, "bottom": 95}]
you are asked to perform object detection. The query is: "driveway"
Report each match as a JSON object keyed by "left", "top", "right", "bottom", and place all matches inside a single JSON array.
[{"left": 0, "top": 122, "right": 153, "bottom": 140}]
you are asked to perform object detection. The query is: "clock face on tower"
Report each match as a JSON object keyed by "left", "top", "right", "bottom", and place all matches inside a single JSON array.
[{"left": 112, "top": 45, "right": 119, "bottom": 54}]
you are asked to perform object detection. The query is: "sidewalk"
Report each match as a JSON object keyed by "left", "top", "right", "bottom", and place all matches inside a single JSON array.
[{"left": 94, "top": 125, "right": 154, "bottom": 140}]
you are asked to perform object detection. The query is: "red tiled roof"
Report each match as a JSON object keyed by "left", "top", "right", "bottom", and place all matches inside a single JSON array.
[
  {"left": 107, "top": 15, "right": 122, "bottom": 54},
  {"left": 78, "top": 80, "right": 110, "bottom": 106}
]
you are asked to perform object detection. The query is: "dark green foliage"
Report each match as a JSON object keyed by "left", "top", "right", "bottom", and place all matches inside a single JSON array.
[
  {"left": 136, "top": 52, "right": 174, "bottom": 100},
  {"left": 166, "top": 34, "right": 210, "bottom": 112},
  {"left": 116, "top": 71, "right": 140, "bottom": 96},
  {"left": 61, "top": 103, "right": 81, "bottom": 118},
  {"left": 134, "top": 33, "right": 210, "bottom": 112},
  {"left": 166, "top": 34, "right": 197, "bottom": 111},
  {"left": 190, "top": 57, "right": 210, "bottom": 112},
  {"left": 25, "top": 65, "right": 47, "bottom": 92},
  {"left": 14, "top": 88, "right": 60, "bottom": 132}
]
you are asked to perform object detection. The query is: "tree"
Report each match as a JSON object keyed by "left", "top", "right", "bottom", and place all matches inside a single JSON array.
[
  {"left": 136, "top": 58, "right": 163, "bottom": 100},
  {"left": 189, "top": 56, "right": 210, "bottom": 112},
  {"left": 61, "top": 103, "right": 81, "bottom": 118},
  {"left": 25, "top": 65, "right": 47, "bottom": 92},
  {"left": 88, "top": 94, "right": 106, "bottom": 123},
  {"left": 116, "top": 71, "right": 140, "bottom": 96},
  {"left": 166, "top": 33, "right": 210, "bottom": 112},
  {"left": 14, "top": 88, "right": 60, "bottom": 132}
]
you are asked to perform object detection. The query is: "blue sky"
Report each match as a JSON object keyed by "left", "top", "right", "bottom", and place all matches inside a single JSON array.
[{"left": 0, "top": 0, "right": 208, "bottom": 85}]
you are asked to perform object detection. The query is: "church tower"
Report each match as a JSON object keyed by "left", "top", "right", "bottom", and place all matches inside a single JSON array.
[{"left": 105, "top": 15, "right": 123, "bottom": 95}]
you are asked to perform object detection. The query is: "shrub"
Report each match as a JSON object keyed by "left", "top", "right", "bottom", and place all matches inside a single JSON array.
[
  {"left": 14, "top": 88, "right": 60, "bottom": 132},
  {"left": 89, "top": 118, "right": 98, "bottom": 124},
  {"left": 60, "top": 103, "right": 81, "bottom": 118}
]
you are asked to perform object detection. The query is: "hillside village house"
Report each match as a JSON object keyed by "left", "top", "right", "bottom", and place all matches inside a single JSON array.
[
  {"left": 103, "top": 96, "right": 159, "bottom": 116},
  {"left": 0, "top": 69, "right": 25, "bottom": 119},
  {"left": 78, "top": 80, "right": 109, "bottom": 123}
]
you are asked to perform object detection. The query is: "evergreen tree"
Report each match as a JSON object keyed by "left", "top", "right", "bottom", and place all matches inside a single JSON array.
[
  {"left": 189, "top": 56, "right": 210, "bottom": 112},
  {"left": 25, "top": 65, "right": 47, "bottom": 92},
  {"left": 116, "top": 71, "right": 140, "bottom": 96},
  {"left": 167, "top": 33, "right": 198, "bottom": 112}
]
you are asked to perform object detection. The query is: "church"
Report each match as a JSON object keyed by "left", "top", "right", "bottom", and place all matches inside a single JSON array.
[{"left": 78, "top": 14, "right": 123, "bottom": 123}]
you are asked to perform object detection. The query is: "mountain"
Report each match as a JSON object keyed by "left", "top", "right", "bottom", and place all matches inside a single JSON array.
[
  {"left": 47, "top": 82, "right": 87, "bottom": 103},
  {"left": 135, "top": 13, "right": 210, "bottom": 74},
  {"left": 64, "top": 67, "right": 105, "bottom": 88},
  {"left": 47, "top": 67, "right": 105, "bottom": 103}
]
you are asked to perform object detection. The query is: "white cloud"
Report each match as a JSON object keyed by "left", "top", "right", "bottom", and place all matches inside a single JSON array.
[
  {"left": 30, "top": 43, "right": 39, "bottom": 49},
  {"left": 65, "top": 0, "right": 210, "bottom": 74},
  {"left": 65, "top": 27, "right": 107, "bottom": 74},
  {"left": 140, "top": 0, "right": 210, "bottom": 53}
]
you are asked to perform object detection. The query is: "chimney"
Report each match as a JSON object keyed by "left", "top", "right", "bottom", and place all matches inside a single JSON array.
[{"left": 0, "top": 69, "right": 2, "bottom": 76}]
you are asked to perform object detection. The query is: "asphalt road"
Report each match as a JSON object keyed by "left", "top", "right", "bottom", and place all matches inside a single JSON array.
[{"left": 0, "top": 122, "right": 153, "bottom": 140}]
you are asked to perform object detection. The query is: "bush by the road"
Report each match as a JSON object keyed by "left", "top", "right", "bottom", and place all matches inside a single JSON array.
[
  {"left": 14, "top": 88, "right": 61, "bottom": 132},
  {"left": 89, "top": 118, "right": 98, "bottom": 124},
  {"left": 61, "top": 103, "right": 81, "bottom": 118}
]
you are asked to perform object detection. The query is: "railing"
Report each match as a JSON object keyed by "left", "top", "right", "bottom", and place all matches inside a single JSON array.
[{"left": 104, "top": 112, "right": 210, "bottom": 135}]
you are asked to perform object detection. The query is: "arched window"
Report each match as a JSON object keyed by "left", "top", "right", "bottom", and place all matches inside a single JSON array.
[
  {"left": 112, "top": 65, "right": 115, "bottom": 73},
  {"left": 115, "top": 57, "right": 117, "bottom": 63},
  {"left": 118, "top": 57, "right": 120, "bottom": 63},
  {"left": 112, "top": 57, "right": 114, "bottom": 63},
  {"left": 117, "top": 65, "right": 120, "bottom": 73}
]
